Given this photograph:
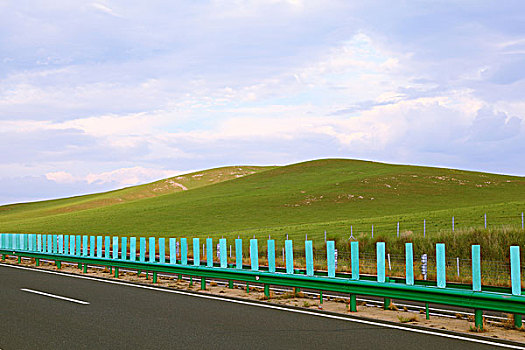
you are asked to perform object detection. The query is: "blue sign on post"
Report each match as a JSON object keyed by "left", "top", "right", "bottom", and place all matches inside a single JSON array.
[
  {"left": 285, "top": 240, "right": 294, "bottom": 274},
  {"left": 130, "top": 237, "right": 137, "bottom": 261},
  {"left": 206, "top": 238, "right": 213, "bottom": 267},
  {"left": 159, "top": 238, "right": 165, "bottom": 263},
  {"left": 327, "top": 241, "right": 335, "bottom": 277},
  {"left": 113, "top": 236, "right": 119, "bottom": 259},
  {"left": 149, "top": 237, "right": 155, "bottom": 263},
  {"left": 436, "top": 243, "right": 446, "bottom": 288},
  {"left": 250, "top": 239, "right": 258, "bottom": 271},
  {"left": 305, "top": 240, "right": 313, "bottom": 276},
  {"left": 235, "top": 239, "right": 243, "bottom": 269},
  {"left": 181, "top": 238, "right": 188, "bottom": 265},
  {"left": 220, "top": 238, "right": 227, "bottom": 268},
  {"left": 267, "top": 239, "right": 275, "bottom": 273},
  {"left": 405, "top": 243, "right": 414, "bottom": 285},
  {"left": 169, "top": 238, "right": 176, "bottom": 264},
  {"left": 193, "top": 238, "right": 200, "bottom": 266},
  {"left": 472, "top": 245, "right": 481, "bottom": 292},
  {"left": 351, "top": 241, "right": 359, "bottom": 280},
  {"left": 139, "top": 237, "right": 146, "bottom": 262},
  {"left": 377, "top": 242, "right": 386, "bottom": 283}
]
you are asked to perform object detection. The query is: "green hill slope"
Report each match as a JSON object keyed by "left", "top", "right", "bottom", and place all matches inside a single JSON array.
[{"left": 0, "top": 159, "right": 523, "bottom": 245}]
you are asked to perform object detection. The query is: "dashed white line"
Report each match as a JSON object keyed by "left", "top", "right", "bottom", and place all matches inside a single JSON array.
[{"left": 21, "top": 288, "right": 90, "bottom": 305}]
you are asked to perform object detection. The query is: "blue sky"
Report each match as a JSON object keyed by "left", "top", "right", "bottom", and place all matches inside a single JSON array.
[{"left": 1, "top": 1, "right": 524, "bottom": 204}]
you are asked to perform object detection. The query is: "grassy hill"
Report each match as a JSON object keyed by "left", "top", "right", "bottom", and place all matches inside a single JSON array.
[{"left": 0, "top": 159, "right": 523, "bottom": 250}]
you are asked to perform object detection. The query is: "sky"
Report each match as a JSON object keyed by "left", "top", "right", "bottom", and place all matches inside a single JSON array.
[{"left": 1, "top": 1, "right": 524, "bottom": 205}]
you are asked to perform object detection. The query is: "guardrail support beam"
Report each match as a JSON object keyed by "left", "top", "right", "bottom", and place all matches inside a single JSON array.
[
  {"left": 201, "top": 277, "right": 206, "bottom": 290},
  {"left": 153, "top": 271, "right": 157, "bottom": 283},
  {"left": 383, "top": 297, "right": 391, "bottom": 310},
  {"left": 350, "top": 294, "right": 357, "bottom": 312},
  {"left": 474, "top": 309, "right": 483, "bottom": 330},
  {"left": 264, "top": 284, "right": 270, "bottom": 298},
  {"left": 514, "top": 315, "right": 522, "bottom": 328},
  {"left": 114, "top": 267, "right": 119, "bottom": 278}
]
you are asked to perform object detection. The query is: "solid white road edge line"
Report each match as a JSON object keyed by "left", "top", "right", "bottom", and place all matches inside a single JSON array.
[
  {"left": 3, "top": 263, "right": 523, "bottom": 350},
  {"left": 20, "top": 288, "right": 90, "bottom": 305}
]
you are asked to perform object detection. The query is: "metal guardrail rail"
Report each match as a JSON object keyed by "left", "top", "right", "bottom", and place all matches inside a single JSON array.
[{"left": 1, "top": 233, "right": 524, "bottom": 330}]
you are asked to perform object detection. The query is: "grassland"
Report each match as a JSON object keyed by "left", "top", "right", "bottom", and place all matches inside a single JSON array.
[{"left": 0, "top": 159, "right": 522, "bottom": 253}]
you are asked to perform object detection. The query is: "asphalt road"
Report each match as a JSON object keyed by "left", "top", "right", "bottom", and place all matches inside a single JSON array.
[{"left": 0, "top": 264, "right": 515, "bottom": 350}]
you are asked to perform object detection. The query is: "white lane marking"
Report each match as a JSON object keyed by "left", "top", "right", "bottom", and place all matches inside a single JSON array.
[
  {"left": 3, "top": 263, "right": 523, "bottom": 349},
  {"left": 21, "top": 288, "right": 90, "bottom": 305}
]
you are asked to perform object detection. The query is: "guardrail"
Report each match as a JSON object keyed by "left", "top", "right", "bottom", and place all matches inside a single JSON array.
[{"left": 1, "top": 233, "right": 523, "bottom": 330}]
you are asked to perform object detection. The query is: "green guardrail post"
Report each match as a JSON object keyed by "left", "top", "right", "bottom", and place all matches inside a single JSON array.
[
  {"left": 377, "top": 242, "right": 385, "bottom": 283},
  {"left": 425, "top": 303, "right": 430, "bottom": 320},
  {"left": 514, "top": 315, "right": 522, "bottom": 328},
  {"left": 201, "top": 277, "right": 206, "bottom": 290},
  {"left": 235, "top": 238, "right": 242, "bottom": 269},
  {"left": 349, "top": 294, "right": 357, "bottom": 312},
  {"left": 56, "top": 260, "right": 61, "bottom": 269},
  {"left": 35, "top": 258, "right": 39, "bottom": 266},
  {"left": 220, "top": 238, "right": 227, "bottom": 268},
  {"left": 285, "top": 240, "right": 294, "bottom": 274},
  {"left": 250, "top": 239, "right": 258, "bottom": 271},
  {"left": 246, "top": 281, "right": 250, "bottom": 293},
  {"left": 228, "top": 280, "right": 233, "bottom": 289},
  {"left": 475, "top": 309, "right": 483, "bottom": 330},
  {"left": 264, "top": 284, "right": 270, "bottom": 298},
  {"left": 384, "top": 297, "right": 391, "bottom": 310},
  {"left": 114, "top": 267, "right": 119, "bottom": 278},
  {"left": 149, "top": 237, "right": 156, "bottom": 263},
  {"left": 189, "top": 276, "right": 193, "bottom": 287},
  {"left": 181, "top": 238, "right": 188, "bottom": 265},
  {"left": 436, "top": 243, "right": 446, "bottom": 288},
  {"left": 327, "top": 241, "right": 335, "bottom": 277},
  {"left": 152, "top": 271, "right": 157, "bottom": 283},
  {"left": 351, "top": 241, "right": 359, "bottom": 280},
  {"left": 305, "top": 240, "right": 313, "bottom": 276},
  {"left": 267, "top": 239, "right": 276, "bottom": 273},
  {"left": 405, "top": 243, "right": 414, "bottom": 285},
  {"left": 206, "top": 238, "right": 213, "bottom": 267},
  {"left": 193, "top": 238, "right": 200, "bottom": 266},
  {"left": 319, "top": 291, "right": 323, "bottom": 306},
  {"left": 17, "top": 256, "right": 21, "bottom": 264},
  {"left": 83, "top": 263, "right": 88, "bottom": 273}
]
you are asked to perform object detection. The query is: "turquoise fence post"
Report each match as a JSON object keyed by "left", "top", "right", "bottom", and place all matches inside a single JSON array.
[
  {"left": 121, "top": 237, "right": 127, "bottom": 260},
  {"left": 75, "top": 236, "right": 80, "bottom": 255},
  {"left": 70, "top": 235, "right": 75, "bottom": 255},
  {"left": 305, "top": 240, "right": 313, "bottom": 276},
  {"left": 267, "top": 239, "right": 275, "bottom": 273},
  {"left": 472, "top": 245, "right": 481, "bottom": 292},
  {"left": 49, "top": 235, "right": 53, "bottom": 253},
  {"left": 351, "top": 241, "right": 359, "bottom": 280},
  {"left": 139, "top": 237, "right": 146, "bottom": 262},
  {"left": 377, "top": 242, "right": 386, "bottom": 283},
  {"left": 220, "top": 238, "right": 227, "bottom": 268},
  {"left": 149, "top": 237, "right": 155, "bottom": 263},
  {"left": 97, "top": 236, "right": 102, "bottom": 258},
  {"left": 45, "top": 235, "right": 49, "bottom": 252},
  {"left": 235, "top": 238, "right": 243, "bottom": 269},
  {"left": 206, "top": 238, "right": 213, "bottom": 267},
  {"left": 510, "top": 246, "right": 521, "bottom": 296},
  {"left": 37, "top": 234, "right": 42, "bottom": 252},
  {"left": 250, "top": 239, "right": 259, "bottom": 271},
  {"left": 28, "top": 235, "right": 33, "bottom": 252},
  {"left": 285, "top": 240, "right": 294, "bottom": 274},
  {"left": 113, "top": 236, "right": 119, "bottom": 259},
  {"left": 83, "top": 236, "right": 88, "bottom": 256},
  {"left": 104, "top": 236, "right": 110, "bottom": 258},
  {"left": 405, "top": 243, "right": 414, "bottom": 285},
  {"left": 58, "top": 235, "right": 64, "bottom": 254},
  {"left": 193, "top": 238, "right": 200, "bottom": 266},
  {"left": 89, "top": 236, "right": 95, "bottom": 257},
  {"left": 327, "top": 241, "right": 335, "bottom": 277},
  {"left": 33, "top": 234, "right": 37, "bottom": 251},
  {"left": 64, "top": 235, "right": 68, "bottom": 254},
  {"left": 436, "top": 243, "right": 446, "bottom": 288},
  {"left": 130, "top": 237, "right": 136, "bottom": 261},
  {"left": 169, "top": 238, "right": 176, "bottom": 264},
  {"left": 181, "top": 238, "right": 188, "bottom": 265},
  {"left": 53, "top": 234, "right": 57, "bottom": 253},
  {"left": 158, "top": 238, "right": 165, "bottom": 263}
]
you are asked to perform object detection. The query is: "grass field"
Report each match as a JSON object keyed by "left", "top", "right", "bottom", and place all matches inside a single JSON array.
[{"left": 0, "top": 159, "right": 523, "bottom": 253}]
